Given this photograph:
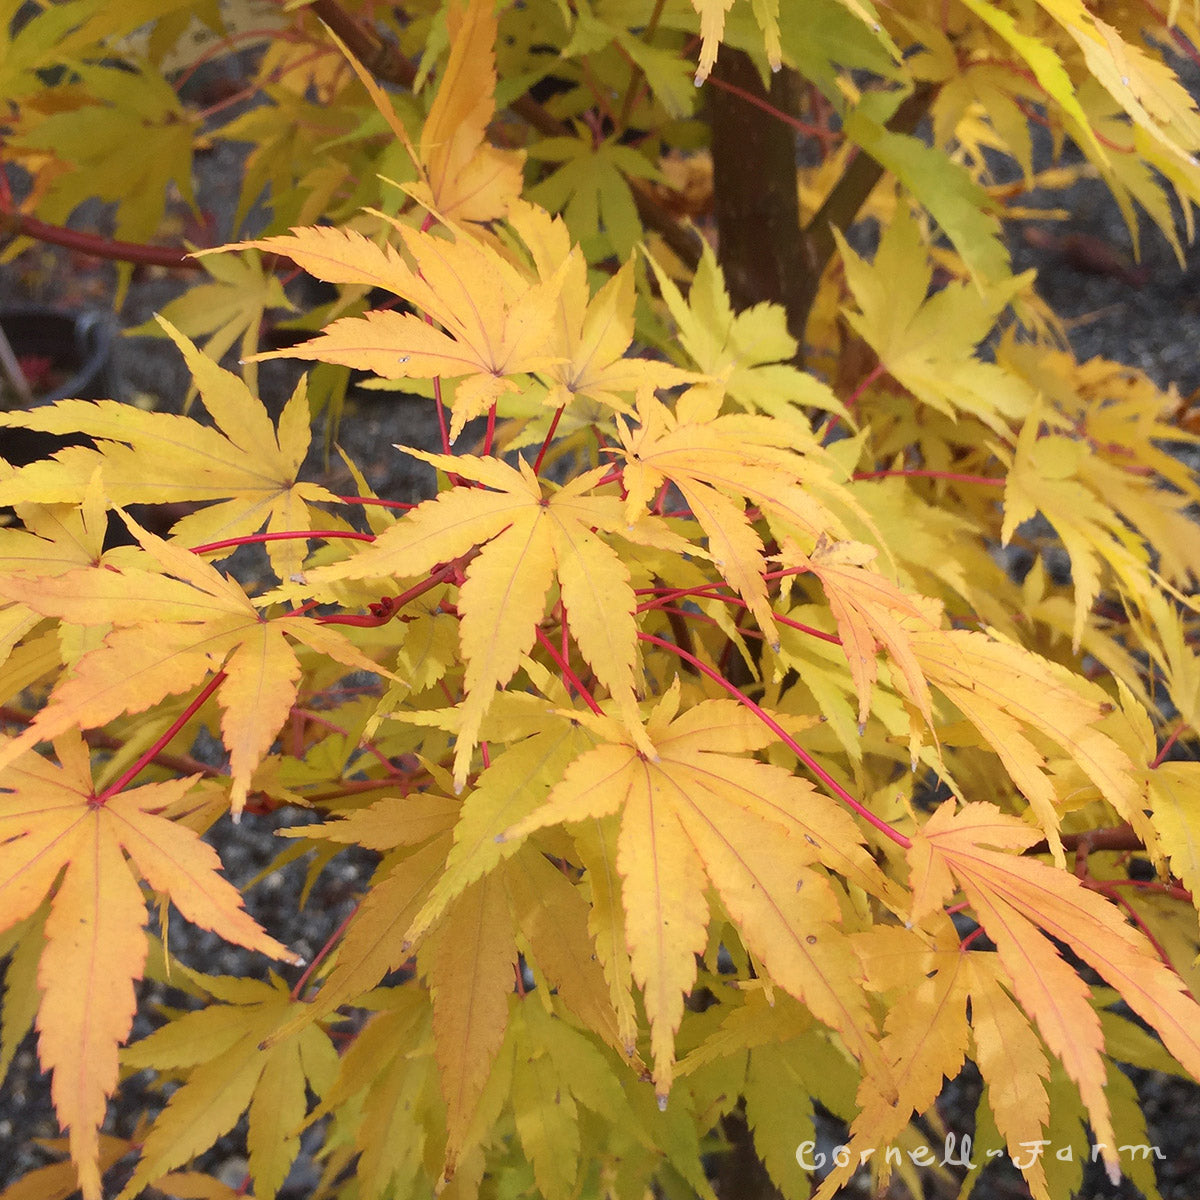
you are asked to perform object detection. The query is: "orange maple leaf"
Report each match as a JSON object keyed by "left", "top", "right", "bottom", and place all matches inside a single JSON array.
[
  {"left": 0, "top": 734, "right": 294, "bottom": 1200},
  {"left": 909, "top": 801, "right": 1200, "bottom": 1184},
  {"left": 0, "top": 519, "right": 381, "bottom": 815},
  {"left": 327, "top": 0, "right": 523, "bottom": 223}
]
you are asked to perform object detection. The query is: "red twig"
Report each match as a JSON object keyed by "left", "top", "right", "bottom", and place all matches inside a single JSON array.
[
  {"left": 190, "top": 529, "right": 375, "bottom": 555},
  {"left": 291, "top": 901, "right": 362, "bottom": 1001},
  {"left": 534, "top": 625, "right": 604, "bottom": 715},
  {"left": 639, "top": 631, "right": 911, "bottom": 848},
  {"left": 0, "top": 208, "right": 202, "bottom": 270},
  {"left": 532, "top": 406, "right": 565, "bottom": 476},
  {"left": 97, "top": 672, "right": 228, "bottom": 801}
]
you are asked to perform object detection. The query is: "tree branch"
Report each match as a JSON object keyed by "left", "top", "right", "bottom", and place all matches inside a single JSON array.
[
  {"left": 0, "top": 207, "right": 202, "bottom": 270},
  {"left": 1024, "top": 823, "right": 1145, "bottom": 858}
]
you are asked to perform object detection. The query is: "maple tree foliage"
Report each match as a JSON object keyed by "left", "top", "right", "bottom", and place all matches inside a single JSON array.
[{"left": 6, "top": 1, "right": 1200, "bottom": 1199}]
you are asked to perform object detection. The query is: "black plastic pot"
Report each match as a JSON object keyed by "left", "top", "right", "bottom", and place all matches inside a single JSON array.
[{"left": 0, "top": 307, "right": 120, "bottom": 466}]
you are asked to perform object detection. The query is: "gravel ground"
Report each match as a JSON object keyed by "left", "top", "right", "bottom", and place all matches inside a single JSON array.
[{"left": 4, "top": 73, "right": 1200, "bottom": 1200}]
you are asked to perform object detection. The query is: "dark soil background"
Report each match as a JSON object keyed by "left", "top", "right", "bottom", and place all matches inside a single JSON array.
[{"left": 3, "top": 62, "right": 1200, "bottom": 1200}]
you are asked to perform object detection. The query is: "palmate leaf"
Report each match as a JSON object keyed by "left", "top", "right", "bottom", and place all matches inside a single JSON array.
[
  {"left": 0, "top": 321, "right": 337, "bottom": 582},
  {"left": 226, "top": 215, "right": 566, "bottom": 440},
  {"left": 644, "top": 244, "right": 850, "bottom": 427},
  {"left": 116, "top": 974, "right": 339, "bottom": 1200},
  {"left": 910, "top": 627, "right": 1143, "bottom": 865},
  {"left": 412, "top": 0, "right": 525, "bottom": 222},
  {"left": 270, "top": 768, "right": 620, "bottom": 1176},
  {"left": 617, "top": 389, "right": 850, "bottom": 645},
  {"left": 798, "top": 533, "right": 935, "bottom": 731},
  {"left": 526, "top": 135, "right": 660, "bottom": 258},
  {"left": 0, "top": 520, "right": 380, "bottom": 816},
  {"left": 129, "top": 252, "right": 294, "bottom": 403},
  {"left": 502, "top": 692, "right": 893, "bottom": 1098},
  {"left": 825, "top": 916, "right": 1053, "bottom": 1200},
  {"left": 908, "top": 803, "right": 1200, "bottom": 1184},
  {"left": 506, "top": 201, "right": 691, "bottom": 412},
  {"left": 0, "top": 735, "right": 295, "bottom": 1200},
  {"left": 835, "top": 207, "right": 1037, "bottom": 429},
  {"left": 302, "top": 452, "right": 690, "bottom": 787}
]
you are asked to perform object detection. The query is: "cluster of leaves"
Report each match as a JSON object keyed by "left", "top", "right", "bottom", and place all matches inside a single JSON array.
[{"left": 5, "top": 0, "right": 1200, "bottom": 1199}]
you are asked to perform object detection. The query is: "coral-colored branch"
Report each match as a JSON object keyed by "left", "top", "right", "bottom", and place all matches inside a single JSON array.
[
  {"left": 97, "top": 671, "right": 228, "bottom": 801},
  {"left": 291, "top": 901, "right": 362, "bottom": 1001},
  {"left": 482, "top": 402, "right": 498, "bottom": 457},
  {"left": 532, "top": 406, "right": 565, "bottom": 476},
  {"left": 0, "top": 207, "right": 202, "bottom": 270},
  {"left": 190, "top": 529, "right": 376, "bottom": 555},
  {"left": 293, "top": 707, "right": 399, "bottom": 774},
  {"left": 1150, "top": 721, "right": 1190, "bottom": 768},
  {"left": 316, "top": 554, "right": 471, "bottom": 627},
  {"left": 639, "top": 631, "right": 911, "bottom": 848},
  {"left": 535, "top": 625, "right": 604, "bottom": 715},
  {"left": 334, "top": 495, "right": 417, "bottom": 511},
  {"left": 635, "top": 582, "right": 842, "bottom": 645}
]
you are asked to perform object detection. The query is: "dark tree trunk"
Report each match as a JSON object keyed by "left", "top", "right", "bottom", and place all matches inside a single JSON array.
[{"left": 709, "top": 48, "right": 809, "bottom": 347}]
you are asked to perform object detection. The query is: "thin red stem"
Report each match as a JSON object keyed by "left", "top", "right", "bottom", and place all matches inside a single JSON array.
[
  {"left": 335, "top": 496, "right": 416, "bottom": 510},
  {"left": 701, "top": 73, "right": 839, "bottom": 148},
  {"left": 638, "top": 632, "right": 911, "bottom": 848},
  {"left": 635, "top": 582, "right": 842, "bottom": 645},
  {"left": 482, "top": 402, "right": 498, "bottom": 457},
  {"left": 534, "top": 626, "right": 604, "bottom": 715},
  {"left": 190, "top": 529, "right": 375, "bottom": 555},
  {"left": 291, "top": 902, "right": 362, "bottom": 1001},
  {"left": 532, "top": 406, "right": 565, "bottom": 476},
  {"left": 433, "top": 374, "right": 452, "bottom": 456},
  {"left": 294, "top": 708, "right": 399, "bottom": 774},
  {"left": 97, "top": 672, "right": 228, "bottom": 800},
  {"left": 1150, "top": 721, "right": 1189, "bottom": 768}
]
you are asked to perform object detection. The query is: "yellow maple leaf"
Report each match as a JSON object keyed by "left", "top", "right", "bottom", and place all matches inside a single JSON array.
[
  {"left": 271, "top": 756, "right": 620, "bottom": 1170},
  {"left": 502, "top": 692, "right": 891, "bottom": 1099},
  {"left": 909, "top": 801, "right": 1200, "bottom": 1184},
  {"left": 422, "top": 868, "right": 518, "bottom": 1169},
  {"left": 0, "top": 735, "right": 295, "bottom": 1200},
  {"left": 835, "top": 208, "right": 1039, "bottom": 431},
  {"left": 0, "top": 320, "right": 337, "bottom": 582},
  {"left": 617, "top": 389, "right": 848, "bottom": 647},
  {"left": 303, "top": 452, "right": 691, "bottom": 787},
  {"left": 413, "top": 0, "right": 525, "bottom": 222},
  {"left": 911, "top": 627, "right": 1141, "bottom": 865},
  {"left": 0, "top": 520, "right": 381, "bottom": 816},
  {"left": 506, "top": 200, "right": 692, "bottom": 413},
  {"left": 824, "top": 916, "right": 1053, "bottom": 1200},
  {"left": 226, "top": 218, "right": 566, "bottom": 440}
]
